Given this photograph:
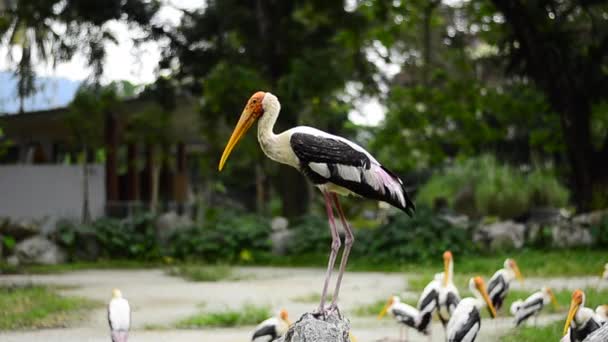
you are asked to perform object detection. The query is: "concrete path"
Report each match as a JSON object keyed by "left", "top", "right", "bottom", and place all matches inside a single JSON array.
[{"left": 0, "top": 267, "right": 599, "bottom": 342}]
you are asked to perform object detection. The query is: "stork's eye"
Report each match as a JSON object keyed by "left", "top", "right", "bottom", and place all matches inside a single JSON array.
[{"left": 252, "top": 99, "right": 257, "bottom": 103}]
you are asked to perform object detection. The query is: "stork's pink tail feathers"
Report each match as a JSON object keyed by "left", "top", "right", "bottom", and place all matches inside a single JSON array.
[{"left": 111, "top": 330, "right": 128, "bottom": 342}]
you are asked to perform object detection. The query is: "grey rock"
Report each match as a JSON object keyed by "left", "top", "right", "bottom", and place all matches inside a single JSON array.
[
  {"left": 15, "top": 235, "right": 67, "bottom": 265},
  {"left": 526, "top": 207, "right": 563, "bottom": 225},
  {"left": 271, "top": 216, "right": 289, "bottom": 231},
  {"left": 6, "top": 254, "right": 19, "bottom": 266},
  {"left": 0, "top": 218, "right": 41, "bottom": 240},
  {"left": 572, "top": 209, "right": 608, "bottom": 227},
  {"left": 473, "top": 220, "right": 525, "bottom": 251},
  {"left": 271, "top": 229, "right": 294, "bottom": 255},
  {"left": 453, "top": 184, "right": 476, "bottom": 217},
  {"left": 156, "top": 212, "right": 193, "bottom": 246},
  {"left": 278, "top": 312, "right": 350, "bottom": 342},
  {"left": 440, "top": 213, "right": 469, "bottom": 228},
  {"left": 551, "top": 223, "right": 593, "bottom": 248}
]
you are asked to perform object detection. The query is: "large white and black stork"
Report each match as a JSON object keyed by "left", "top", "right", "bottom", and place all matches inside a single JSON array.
[
  {"left": 510, "top": 286, "right": 558, "bottom": 327},
  {"left": 416, "top": 272, "right": 443, "bottom": 334},
  {"left": 562, "top": 289, "right": 605, "bottom": 341},
  {"left": 219, "top": 92, "right": 415, "bottom": 315},
  {"left": 378, "top": 295, "right": 428, "bottom": 341},
  {"left": 251, "top": 309, "right": 291, "bottom": 341},
  {"left": 446, "top": 277, "right": 496, "bottom": 342},
  {"left": 437, "top": 251, "right": 460, "bottom": 328},
  {"left": 487, "top": 258, "right": 523, "bottom": 311},
  {"left": 108, "top": 288, "right": 130, "bottom": 342}
]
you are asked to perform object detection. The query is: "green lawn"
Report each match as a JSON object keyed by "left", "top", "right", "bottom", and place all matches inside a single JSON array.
[
  {"left": 291, "top": 292, "right": 334, "bottom": 303},
  {"left": 175, "top": 303, "right": 271, "bottom": 328},
  {"left": 0, "top": 284, "right": 99, "bottom": 330},
  {"left": 501, "top": 320, "right": 563, "bottom": 342}
]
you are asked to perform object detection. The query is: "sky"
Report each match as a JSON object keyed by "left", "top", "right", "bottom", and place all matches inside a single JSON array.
[{"left": 0, "top": 0, "right": 398, "bottom": 125}]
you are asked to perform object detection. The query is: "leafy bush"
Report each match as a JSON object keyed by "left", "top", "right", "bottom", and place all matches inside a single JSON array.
[
  {"left": 286, "top": 215, "right": 331, "bottom": 255},
  {"left": 354, "top": 207, "right": 476, "bottom": 263},
  {"left": 175, "top": 303, "right": 271, "bottom": 328},
  {"left": 167, "top": 209, "right": 271, "bottom": 263},
  {"left": 417, "top": 156, "right": 570, "bottom": 219},
  {"left": 56, "top": 213, "right": 160, "bottom": 260}
]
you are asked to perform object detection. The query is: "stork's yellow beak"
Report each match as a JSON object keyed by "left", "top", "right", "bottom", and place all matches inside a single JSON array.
[
  {"left": 563, "top": 297, "right": 581, "bottom": 335},
  {"left": 378, "top": 297, "right": 393, "bottom": 319},
  {"left": 218, "top": 107, "right": 257, "bottom": 171},
  {"left": 443, "top": 251, "right": 452, "bottom": 287},
  {"left": 547, "top": 288, "right": 559, "bottom": 310},
  {"left": 475, "top": 278, "right": 497, "bottom": 318},
  {"left": 513, "top": 261, "right": 524, "bottom": 283}
]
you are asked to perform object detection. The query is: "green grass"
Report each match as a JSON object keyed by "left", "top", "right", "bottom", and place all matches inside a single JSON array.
[
  {"left": 165, "top": 265, "right": 243, "bottom": 282},
  {"left": 175, "top": 304, "right": 271, "bottom": 328},
  {"left": 291, "top": 292, "right": 333, "bottom": 303},
  {"left": 353, "top": 297, "right": 417, "bottom": 317},
  {"left": 0, "top": 284, "right": 99, "bottom": 330},
  {"left": 501, "top": 320, "right": 563, "bottom": 342}
]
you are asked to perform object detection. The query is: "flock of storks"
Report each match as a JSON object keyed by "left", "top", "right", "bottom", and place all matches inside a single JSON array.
[{"left": 104, "top": 92, "right": 607, "bottom": 342}]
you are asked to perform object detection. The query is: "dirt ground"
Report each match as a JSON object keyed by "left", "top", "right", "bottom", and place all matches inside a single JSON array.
[{"left": 0, "top": 267, "right": 601, "bottom": 342}]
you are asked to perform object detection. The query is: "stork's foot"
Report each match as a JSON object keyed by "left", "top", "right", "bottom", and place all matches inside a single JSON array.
[{"left": 312, "top": 303, "right": 342, "bottom": 320}]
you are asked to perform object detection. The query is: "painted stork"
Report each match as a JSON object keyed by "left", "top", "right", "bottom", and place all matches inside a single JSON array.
[
  {"left": 108, "top": 288, "right": 130, "bottom": 342},
  {"left": 219, "top": 91, "right": 415, "bottom": 315},
  {"left": 438, "top": 251, "right": 460, "bottom": 328},
  {"left": 487, "top": 258, "right": 523, "bottom": 311},
  {"left": 416, "top": 272, "right": 442, "bottom": 333},
  {"left": 596, "top": 305, "right": 608, "bottom": 321},
  {"left": 510, "top": 286, "right": 558, "bottom": 327},
  {"left": 378, "top": 295, "right": 427, "bottom": 341},
  {"left": 251, "top": 309, "right": 291, "bottom": 341},
  {"left": 562, "top": 289, "right": 605, "bottom": 341},
  {"left": 446, "top": 277, "right": 496, "bottom": 342},
  {"left": 602, "top": 263, "right": 608, "bottom": 280}
]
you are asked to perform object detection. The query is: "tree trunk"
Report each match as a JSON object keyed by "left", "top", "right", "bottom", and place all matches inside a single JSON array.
[
  {"left": 421, "top": 2, "right": 438, "bottom": 86},
  {"left": 278, "top": 166, "right": 309, "bottom": 218},
  {"left": 255, "top": 161, "right": 266, "bottom": 214},
  {"left": 150, "top": 145, "right": 159, "bottom": 214},
  {"left": 81, "top": 147, "right": 91, "bottom": 224}
]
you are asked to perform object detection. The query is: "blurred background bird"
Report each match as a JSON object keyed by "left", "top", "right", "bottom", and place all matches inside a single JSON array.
[
  {"left": 378, "top": 295, "right": 426, "bottom": 341},
  {"left": 416, "top": 272, "right": 442, "bottom": 334},
  {"left": 108, "top": 288, "right": 130, "bottom": 342},
  {"left": 510, "top": 286, "right": 558, "bottom": 327},
  {"left": 252, "top": 309, "right": 291, "bottom": 341},
  {"left": 438, "top": 251, "right": 460, "bottom": 329},
  {"left": 487, "top": 258, "right": 523, "bottom": 311},
  {"left": 446, "top": 277, "right": 496, "bottom": 342}
]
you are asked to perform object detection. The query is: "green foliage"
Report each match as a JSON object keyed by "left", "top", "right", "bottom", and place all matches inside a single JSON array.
[
  {"left": 176, "top": 304, "right": 271, "bottom": 328},
  {"left": 286, "top": 215, "right": 332, "bottom": 255},
  {"left": 590, "top": 216, "right": 608, "bottom": 248},
  {"left": 501, "top": 321, "right": 563, "bottom": 342},
  {"left": 291, "top": 292, "right": 333, "bottom": 304},
  {"left": 418, "top": 156, "right": 570, "bottom": 219},
  {"left": 165, "top": 265, "right": 237, "bottom": 282},
  {"left": 0, "top": 284, "right": 98, "bottom": 330},
  {"left": 56, "top": 213, "right": 160, "bottom": 260},
  {"left": 355, "top": 207, "right": 475, "bottom": 263},
  {"left": 167, "top": 209, "right": 271, "bottom": 263}
]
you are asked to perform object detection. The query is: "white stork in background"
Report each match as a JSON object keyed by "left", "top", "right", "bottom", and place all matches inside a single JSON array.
[
  {"left": 108, "top": 288, "right": 130, "bottom": 342},
  {"left": 416, "top": 272, "right": 442, "bottom": 334},
  {"left": 446, "top": 277, "right": 497, "bottom": 342},
  {"left": 510, "top": 286, "right": 558, "bottom": 326},
  {"left": 487, "top": 258, "right": 523, "bottom": 311},
  {"left": 562, "top": 289, "right": 606, "bottom": 342},
  {"left": 219, "top": 92, "right": 415, "bottom": 316},
  {"left": 602, "top": 263, "right": 608, "bottom": 280},
  {"left": 596, "top": 305, "right": 608, "bottom": 321},
  {"left": 378, "top": 295, "right": 427, "bottom": 341},
  {"left": 438, "top": 251, "right": 460, "bottom": 328},
  {"left": 251, "top": 309, "right": 291, "bottom": 341}
]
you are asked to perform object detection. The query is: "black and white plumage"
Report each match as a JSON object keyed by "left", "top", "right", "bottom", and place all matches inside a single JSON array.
[
  {"left": 510, "top": 286, "right": 557, "bottom": 326},
  {"left": 446, "top": 277, "right": 496, "bottom": 342},
  {"left": 416, "top": 272, "right": 442, "bottom": 333},
  {"left": 219, "top": 92, "right": 415, "bottom": 315},
  {"left": 438, "top": 251, "right": 460, "bottom": 328},
  {"left": 379, "top": 296, "right": 427, "bottom": 340},
  {"left": 251, "top": 309, "right": 291, "bottom": 342},
  {"left": 563, "top": 290, "right": 605, "bottom": 342},
  {"left": 487, "top": 258, "right": 523, "bottom": 311},
  {"left": 108, "top": 288, "right": 130, "bottom": 342}
]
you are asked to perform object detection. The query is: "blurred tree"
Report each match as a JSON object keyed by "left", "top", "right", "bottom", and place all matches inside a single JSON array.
[
  {"left": 477, "top": 0, "right": 608, "bottom": 210},
  {"left": 163, "top": 0, "right": 377, "bottom": 217},
  {"left": 0, "top": 0, "right": 161, "bottom": 111}
]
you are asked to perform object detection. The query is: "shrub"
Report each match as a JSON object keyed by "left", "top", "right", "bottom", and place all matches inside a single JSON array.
[
  {"left": 354, "top": 207, "right": 476, "bottom": 263},
  {"left": 285, "top": 215, "right": 331, "bottom": 255},
  {"left": 167, "top": 208, "right": 271, "bottom": 263},
  {"left": 417, "top": 155, "right": 570, "bottom": 219}
]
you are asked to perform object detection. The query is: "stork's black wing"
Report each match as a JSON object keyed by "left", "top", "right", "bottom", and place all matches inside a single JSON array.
[
  {"left": 450, "top": 308, "right": 480, "bottom": 342},
  {"left": 515, "top": 297, "right": 543, "bottom": 327},
  {"left": 392, "top": 308, "right": 417, "bottom": 328},
  {"left": 252, "top": 324, "right": 277, "bottom": 341},
  {"left": 446, "top": 292, "right": 461, "bottom": 314},
  {"left": 488, "top": 274, "right": 508, "bottom": 310},
  {"left": 290, "top": 132, "right": 415, "bottom": 215}
]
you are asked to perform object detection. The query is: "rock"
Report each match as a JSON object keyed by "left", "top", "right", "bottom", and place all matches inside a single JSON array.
[
  {"left": 6, "top": 254, "right": 19, "bottom": 266},
  {"left": 271, "top": 229, "right": 294, "bottom": 255},
  {"left": 15, "top": 236, "right": 67, "bottom": 265},
  {"left": 0, "top": 218, "right": 41, "bottom": 240},
  {"left": 453, "top": 184, "right": 477, "bottom": 217},
  {"left": 278, "top": 312, "right": 350, "bottom": 342},
  {"left": 473, "top": 220, "right": 525, "bottom": 251},
  {"left": 551, "top": 223, "right": 593, "bottom": 248},
  {"left": 526, "top": 207, "right": 563, "bottom": 225},
  {"left": 572, "top": 209, "right": 608, "bottom": 227},
  {"left": 440, "top": 213, "right": 469, "bottom": 228},
  {"left": 271, "top": 216, "right": 289, "bottom": 231},
  {"left": 156, "top": 212, "right": 193, "bottom": 246}
]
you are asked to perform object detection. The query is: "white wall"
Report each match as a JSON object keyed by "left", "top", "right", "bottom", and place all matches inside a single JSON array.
[{"left": 0, "top": 164, "right": 105, "bottom": 221}]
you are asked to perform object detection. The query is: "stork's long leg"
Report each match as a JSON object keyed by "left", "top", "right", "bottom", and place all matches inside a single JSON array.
[
  {"left": 330, "top": 193, "right": 354, "bottom": 307},
  {"left": 317, "top": 191, "right": 341, "bottom": 315}
]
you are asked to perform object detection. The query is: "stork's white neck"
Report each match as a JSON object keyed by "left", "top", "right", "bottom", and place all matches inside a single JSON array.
[
  {"left": 446, "top": 259, "right": 454, "bottom": 283},
  {"left": 257, "top": 93, "right": 283, "bottom": 163}
]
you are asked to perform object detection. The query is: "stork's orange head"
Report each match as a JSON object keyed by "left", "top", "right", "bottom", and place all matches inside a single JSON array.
[
  {"left": 564, "top": 290, "right": 585, "bottom": 335},
  {"left": 218, "top": 91, "right": 267, "bottom": 171},
  {"left": 443, "top": 250, "right": 452, "bottom": 261}
]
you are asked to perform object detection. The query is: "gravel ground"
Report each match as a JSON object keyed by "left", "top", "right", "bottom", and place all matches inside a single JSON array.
[{"left": 0, "top": 267, "right": 599, "bottom": 342}]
